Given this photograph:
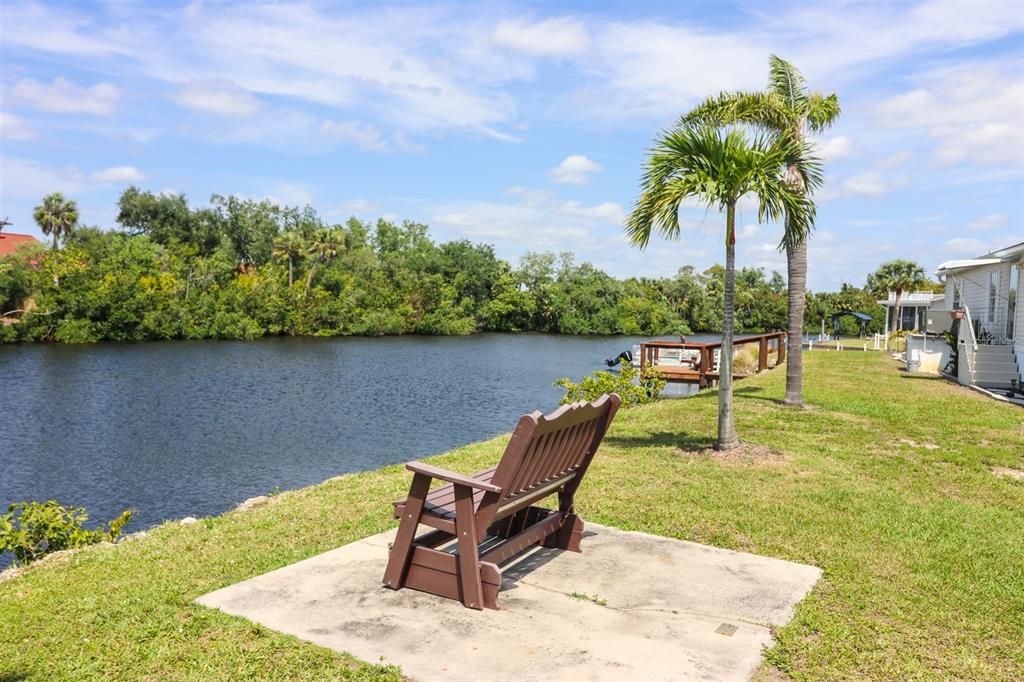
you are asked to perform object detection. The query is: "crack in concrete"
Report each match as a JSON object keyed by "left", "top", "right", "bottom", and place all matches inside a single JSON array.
[{"left": 514, "top": 578, "right": 775, "bottom": 631}]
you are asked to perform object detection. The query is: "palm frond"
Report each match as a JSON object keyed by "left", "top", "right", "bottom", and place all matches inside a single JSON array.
[
  {"left": 680, "top": 90, "right": 793, "bottom": 132},
  {"left": 768, "top": 55, "right": 808, "bottom": 115},
  {"left": 806, "top": 92, "right": 841, "bottom": 133}
]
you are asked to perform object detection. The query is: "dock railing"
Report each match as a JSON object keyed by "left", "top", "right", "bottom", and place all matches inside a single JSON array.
[{"left": 639, "top": 332, "right": 786, "bottom": 389}]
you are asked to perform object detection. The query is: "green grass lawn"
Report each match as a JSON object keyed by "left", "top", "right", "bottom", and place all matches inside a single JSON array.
[{"left": 2, "top": 352, "right": 1022, "bottom": 680}]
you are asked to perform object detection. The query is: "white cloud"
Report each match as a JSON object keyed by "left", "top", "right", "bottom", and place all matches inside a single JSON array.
[
  {"left": 11, "top": 77, "right": 120, "bottom": 115},
  {"left": 174, "top": 80, "right": 262, "bottom": 116},
  {"left": 842, "top": 172, "right": 889, "bottom": 197},
  {"left": 550, "top": 155, "right": 602, "bottom": 185},
  {"left": 559, "top": 201, "right": 624, "bottom": 223},
  {"left": 874, "top": 59, "right": 1024, "bottom": 168},
  {"left": 328, "top": 199, "right": 378, "bottom": 217},
  {"left": 90, "top": 166, "right": 146, "bottom": 183},
  {"left": 263, "top": 183, "right": 314, "bottom": 208},
  {"left": 876, "top": 150, "right": 913, "bottom": 169},
  {"left": 816, "top": 136, "right": 852, "bottom": 161},
  {"left": 942, "top": 237, "right": 990, "bottom": 255},
  {"left": 319, "top": 120, "right": 389, "bottom": 151},
  {"left": 492, "top": 17, "right": 589, "bottom": 56},
  {"left": 0, "top": 112, "right": 36, "bottom": 140},
  {"left": 0, "top": 158, "right": 144, "bottom": 198},
  {"left": 427, "top": 189, "right": 623, "bottom": 257},
  {"left": 964, "top": 212, "right": 1008, "bottom": 231}
]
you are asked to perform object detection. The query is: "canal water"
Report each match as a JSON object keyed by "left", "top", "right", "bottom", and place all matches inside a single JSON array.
[{"left": 0, "top": 333, "right": 715, "bottom": 545}]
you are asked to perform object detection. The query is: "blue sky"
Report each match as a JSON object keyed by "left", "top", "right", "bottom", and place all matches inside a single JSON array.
[{"left": 1, "top": 0, "right": 1022, "bottom": 290}]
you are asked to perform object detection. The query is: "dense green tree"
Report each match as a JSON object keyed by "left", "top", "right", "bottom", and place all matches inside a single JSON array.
[
  {"left": 116, "top": 187, "right": 221, "bottom": 255},
  {"left": 6, "top": 187, "right": 916, "bottom": 348},
  {"left": 626, "top": 125, "right": 818, "bottom": 450},
  {"left": 211, "top": 194, "right": 282, "bottom": 267},
  {"left": 683, "top": 56, "right": 840, "bottom": 407},
  {"left": 33, "top": 192, "right": 79, "bottom": 250}
]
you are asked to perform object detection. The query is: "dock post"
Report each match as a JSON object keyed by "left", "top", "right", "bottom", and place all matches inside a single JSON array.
[{"left": 758, "top": 336, "right": 769, "bottom": 372}]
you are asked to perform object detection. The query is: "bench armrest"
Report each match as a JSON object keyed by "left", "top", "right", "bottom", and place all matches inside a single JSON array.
[{"left": 406, "top": 461, "right": 502, "bottom": 494}]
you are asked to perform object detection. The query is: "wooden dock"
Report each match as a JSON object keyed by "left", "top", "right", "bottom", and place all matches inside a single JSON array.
[{"left": 639, "top": 332, "right": 786, "bottom": 389}]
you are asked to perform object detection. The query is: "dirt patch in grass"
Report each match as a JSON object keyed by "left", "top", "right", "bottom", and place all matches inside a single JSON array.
[
  {"left": 686, "top": 442, "right": 788, "bottom": 464},
  {"left": 898, "top": 438, "right": 940, "bottom": 450},
  {"left": 992, "top": 466, "right": 1024, "bottom": 481}
]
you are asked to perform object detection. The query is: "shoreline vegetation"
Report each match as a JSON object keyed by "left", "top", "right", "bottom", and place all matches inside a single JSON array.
[
  {"left": 1, "top": 352, "right": 1021, "bottom": 680},
  {"left": 2, "top": 188, "right": 896, "bottom": 346}
]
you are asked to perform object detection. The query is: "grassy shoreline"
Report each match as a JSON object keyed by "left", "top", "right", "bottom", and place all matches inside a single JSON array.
[{"left": 2, "top": 352, "right": 1022, "bottom": 680}]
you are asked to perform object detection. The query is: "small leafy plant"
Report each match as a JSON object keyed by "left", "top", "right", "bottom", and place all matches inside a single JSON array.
[
  {"left": 0, "top": 500, "right": 133, "bottom": 566},
  {"left": 555, "top": 359, "right": 665, "bottom": 408}
]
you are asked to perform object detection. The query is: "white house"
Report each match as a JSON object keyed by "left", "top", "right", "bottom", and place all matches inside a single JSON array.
[
  {"left": 876, "top": 291, "right": 945, "bottom": 334},
  {"left": 935, "top": 241, "right": 1023, "bottom": 389}
]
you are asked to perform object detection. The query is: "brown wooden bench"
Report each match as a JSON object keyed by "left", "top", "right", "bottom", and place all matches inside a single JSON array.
[{"left": 382, "top": 393, "right": 621, "bottom": 610}]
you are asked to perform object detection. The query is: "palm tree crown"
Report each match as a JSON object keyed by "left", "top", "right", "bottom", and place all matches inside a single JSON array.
[
  {"left": 304, "top": 228, "right": 345, "bottom": 289},
  {"left": 272, "top": 231, "right": 306, "bottom": 287},
  {"left": 868, "top": 259, "right": 928, "bottom": 332},
  {"left": 32, "top": 192, "right": 79, "bottom": 250},
  {"left": 626, "top": 126, "right": 819, "bottom": 249}
]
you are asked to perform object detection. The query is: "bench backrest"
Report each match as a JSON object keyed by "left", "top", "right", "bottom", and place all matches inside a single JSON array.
[{"left": 475, "top": 393, "right": 620, "bottom": 528}]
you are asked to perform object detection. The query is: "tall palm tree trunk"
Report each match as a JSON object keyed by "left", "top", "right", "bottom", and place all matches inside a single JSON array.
[
  {"left": 894, "top": 289, "right": 903, "bottom": 332},
  {"left": 784, "top": 236, "right": 807, "bottom": 406},
  {"left": 305, "top": 258, "right": 321, "bottom": 290},
  {"left": 51, "top": 224, "right": 58, "bottom": 251},
  {"left": 717, "top": 202, "right": 740, "bottom": 451}
]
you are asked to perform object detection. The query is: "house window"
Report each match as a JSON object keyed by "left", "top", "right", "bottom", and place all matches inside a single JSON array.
[
  {"left": 901, "top": 306, "right": 918, "bottom": 330},
  {"left": 988, "top": 272, "right": 997, "bottom": 324}
]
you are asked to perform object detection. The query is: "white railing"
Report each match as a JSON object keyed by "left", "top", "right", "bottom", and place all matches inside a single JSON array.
[{"left": 954, "top": 277, "right": 977, "bottom": 380}]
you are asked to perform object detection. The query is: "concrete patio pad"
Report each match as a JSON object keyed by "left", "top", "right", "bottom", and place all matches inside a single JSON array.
[{"left": 197, "top": 524, "right": 821, "bottom": 682}]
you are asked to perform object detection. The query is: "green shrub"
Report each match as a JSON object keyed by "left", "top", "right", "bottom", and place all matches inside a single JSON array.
[
  {"left": 0, "top": 500, "right": 133, "bottom": 566},
  {"left": 554, "top": 359, "right": 665, "bottom": 408},
  {"left": 54, "top": 318, "right": 102, "bottom": 343}
]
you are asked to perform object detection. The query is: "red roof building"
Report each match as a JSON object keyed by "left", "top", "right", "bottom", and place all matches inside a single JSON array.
[{"left": 0, "top": 232, "right": 41, "bottom": 257}]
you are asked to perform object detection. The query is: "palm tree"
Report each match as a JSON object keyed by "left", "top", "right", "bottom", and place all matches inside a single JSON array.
[
  {"left": 32, "top": 193, "right": 79, "bottom": 250},
  {"left": 304, "top": 228, "right": 345, "bottom": 289},
  {"left": 626, "top": 125, "right": 820, "bottom": 450},
  {"left": 868, "top": 260, "right": 927, "bottom": 333},
  {"left": 272, "top": 231, "right": 305, "bottom": 287},
  {"left": 682, "top": 56, "right": 840, "bottom": 407}
]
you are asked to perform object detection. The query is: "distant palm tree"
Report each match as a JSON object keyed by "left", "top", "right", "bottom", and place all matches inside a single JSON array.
[
  {"left": 626, "top": 125, "right": 819, "bottom": 450},
  {"left": 32, "top": 193, "right": 79, "bottom": 250},
  {"left": 272, "top": 231, "right": 305, "bottom": 287},
  {"left": 868, "top": 260, "right": 927, "bottom": 333},
  {"left": 304, "top": 228, "right": 345, "bottom": 289},
  {"left": 683, "top": 56, "right": 840, "bottom": 407}
]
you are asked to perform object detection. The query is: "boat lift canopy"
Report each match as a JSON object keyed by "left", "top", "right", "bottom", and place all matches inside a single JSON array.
[{"left": 831, "top": 310, "right": 873, "bottom": 337}]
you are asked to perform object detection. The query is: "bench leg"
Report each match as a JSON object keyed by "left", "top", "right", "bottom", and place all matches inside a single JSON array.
[
  {"left": 454, "top": 484, "right": 484, "bottom": 610},
  {"left": 382, "top": 474, "right": 431, "bottom": 590},
  {"left": 549, "top": 513, "right": 585, "bottom": 552}
]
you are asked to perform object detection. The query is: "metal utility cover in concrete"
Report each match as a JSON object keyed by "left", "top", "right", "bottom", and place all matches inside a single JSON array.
[{"left": 197, "top": 524, "right": 821, "bottom": 682}]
